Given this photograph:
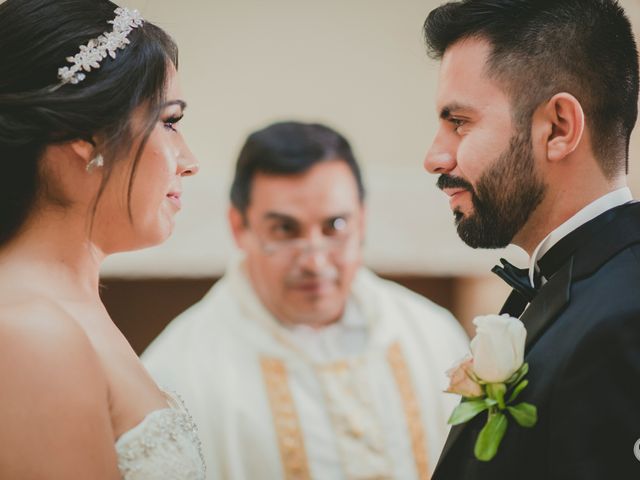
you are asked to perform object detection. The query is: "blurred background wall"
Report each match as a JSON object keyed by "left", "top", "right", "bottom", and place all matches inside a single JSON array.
[{"left": 100, "top": 0, "right": 640, "bottom": 352}]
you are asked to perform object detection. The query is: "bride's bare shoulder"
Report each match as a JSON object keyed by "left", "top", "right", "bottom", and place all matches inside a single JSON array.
[
  {"left": 0, "top": 298, "right": 96, "bottom": 356},
  {"left": 0, "top": 297, "right": 108, "bottom": 399},
  {"left": 0, "top": 299, "right": 121, "bottom": 478}
]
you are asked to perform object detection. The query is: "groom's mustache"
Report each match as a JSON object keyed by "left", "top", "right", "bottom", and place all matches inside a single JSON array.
[{"left": 436, "top": 174, "right": 474, "bottom": 192}]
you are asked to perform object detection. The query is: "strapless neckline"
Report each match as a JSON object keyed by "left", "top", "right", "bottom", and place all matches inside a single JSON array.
[
  {"left": 115, "top": 389, "right": 206, "bottom": 479},
  {"left": 115, "top": 388, "right": 179, "bottom": 445}
]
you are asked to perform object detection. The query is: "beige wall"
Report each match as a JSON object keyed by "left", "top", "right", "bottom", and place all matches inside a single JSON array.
[{"left": 101, "top": 0, "right": 640, "bottom": 282}]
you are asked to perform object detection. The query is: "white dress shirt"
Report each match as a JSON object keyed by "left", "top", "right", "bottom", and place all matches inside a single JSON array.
[{"left": 528, "top": 187, "right": 633, "bottom": 286}]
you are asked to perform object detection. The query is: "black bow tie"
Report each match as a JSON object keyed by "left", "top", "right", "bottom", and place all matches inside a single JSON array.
[{"left": 492, "top": 258, "right": 541, "bottom": 303}]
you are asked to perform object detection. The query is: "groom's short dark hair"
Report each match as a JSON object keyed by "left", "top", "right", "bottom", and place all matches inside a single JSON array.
[
  {"left": 423, "top": 0, "right": 639, "bottom": 177},
  {"left": 230, "top": 121, "right": 365, "bottom": 216}
]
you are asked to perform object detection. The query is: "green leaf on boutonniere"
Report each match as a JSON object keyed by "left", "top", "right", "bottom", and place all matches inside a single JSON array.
[
  {"left": 448, "top": 399, "right": 489, "bottom": 425},
  {"left": 484, "top": 398, "right": 498, "bottom": 407},
  {"left": 507, "top": 379, "right": 529, "bottom": 403},
  {"left": 506, "top": 363, "right": 529, "bottom": 386},
  {"left": 507, "top": 402, "right": 538, "bottom": 427},
  {"left": 486, "top": 383, "right": 507, "bottom": 410},
  {"left": 474, "top": 412, "right": 508, "bottom": 461}
]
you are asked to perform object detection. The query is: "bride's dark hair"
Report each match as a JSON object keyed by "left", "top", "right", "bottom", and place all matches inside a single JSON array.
[{"left": 0, "top": 0, "right": 179, "bottom": 245}]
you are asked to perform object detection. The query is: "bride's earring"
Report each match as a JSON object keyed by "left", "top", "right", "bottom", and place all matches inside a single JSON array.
[{"left": 86, "top": 154, "right": 104, "bottom": 173}]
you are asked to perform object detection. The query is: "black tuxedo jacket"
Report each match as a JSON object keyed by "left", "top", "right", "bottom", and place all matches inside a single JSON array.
[{"left": 433, "top": 202, "right": 640, "bottom": 480}]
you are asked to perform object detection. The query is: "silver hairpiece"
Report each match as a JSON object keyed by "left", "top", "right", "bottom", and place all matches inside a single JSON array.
[{"left": 57, "top": 7, "right": 144, "bottom": 86}]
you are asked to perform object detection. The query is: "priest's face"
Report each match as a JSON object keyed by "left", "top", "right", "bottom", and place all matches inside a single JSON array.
[
  {"left": 230, "top": 160, "right": 365, "bottom": 328},
  {"left": 424, "top": 38, "right": 546, "bottom": 248}
]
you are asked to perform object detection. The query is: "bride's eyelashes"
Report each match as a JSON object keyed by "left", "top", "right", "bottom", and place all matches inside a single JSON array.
[
  {"left": 160, "top": 99, "right": 187, "bottom": 133},
  {"left": 162, "top": 113, "right": 184, "bottom": 132}
]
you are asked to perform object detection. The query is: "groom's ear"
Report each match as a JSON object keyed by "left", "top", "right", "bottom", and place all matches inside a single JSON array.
[{"left": 538, "top": 92, "right": 585, "bottom": 163}]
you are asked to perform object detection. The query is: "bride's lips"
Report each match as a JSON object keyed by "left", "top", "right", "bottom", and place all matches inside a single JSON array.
[{"left": 166, "top": 191, "right": 182, "bottom": 209}]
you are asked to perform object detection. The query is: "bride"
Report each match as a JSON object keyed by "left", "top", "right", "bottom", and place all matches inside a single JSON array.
[{"left": 0, "top": 0, "right": 205, "bottom": 478}]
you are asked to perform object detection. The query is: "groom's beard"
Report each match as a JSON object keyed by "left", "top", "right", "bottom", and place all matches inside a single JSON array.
[{"left": 437, "top": 127, "right": 546, "bottom": 249}]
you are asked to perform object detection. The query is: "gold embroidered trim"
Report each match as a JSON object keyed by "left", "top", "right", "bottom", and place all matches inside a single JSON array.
[
  {"left": 387, "top": 342, "right": 430, "bottom": 479},
  {"left": 261, "top": 357, "right": 312, "bottom": 480}
]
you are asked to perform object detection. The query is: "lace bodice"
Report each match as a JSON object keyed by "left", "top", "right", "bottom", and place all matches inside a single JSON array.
[{"left": 115, "top": 391, "right": 206, "bottom": 480}]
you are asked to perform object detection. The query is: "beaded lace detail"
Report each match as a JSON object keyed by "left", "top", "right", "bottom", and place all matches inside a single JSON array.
[{"left": 115, "top": 390, "right": 206, "bottom": 480}]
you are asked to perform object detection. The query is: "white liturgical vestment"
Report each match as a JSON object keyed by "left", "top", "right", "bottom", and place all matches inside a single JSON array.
[{"left": 143, "top": 259, "right": 468, "bottom": 479}]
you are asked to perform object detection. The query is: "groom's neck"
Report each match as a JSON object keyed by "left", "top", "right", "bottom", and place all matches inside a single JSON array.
[{"left": 511, "top": 176, "right": 626, "bottom": 256}]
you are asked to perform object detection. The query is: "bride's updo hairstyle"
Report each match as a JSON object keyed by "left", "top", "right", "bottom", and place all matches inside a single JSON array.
[{"left": 0, "top": 0, "right": 179, "bottom": 246}]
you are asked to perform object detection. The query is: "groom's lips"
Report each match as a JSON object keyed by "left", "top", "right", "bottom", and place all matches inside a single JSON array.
[{"left": 442, "top": 188, "right": 469, "bottom": 208}]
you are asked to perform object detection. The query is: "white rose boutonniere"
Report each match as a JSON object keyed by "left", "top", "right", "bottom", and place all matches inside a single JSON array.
[{"left": 446, "top": 314, "right": 537, "bottom": 461}]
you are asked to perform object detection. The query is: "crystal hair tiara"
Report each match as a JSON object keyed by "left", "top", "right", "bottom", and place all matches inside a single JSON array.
[{"left": 56, "top": 7, "right": 144, "bottom": 87}]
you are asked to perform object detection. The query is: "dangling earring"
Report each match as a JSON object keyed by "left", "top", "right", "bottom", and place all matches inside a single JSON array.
[{"left": 86, "top": 154, "right": 104, "bottom": 173}]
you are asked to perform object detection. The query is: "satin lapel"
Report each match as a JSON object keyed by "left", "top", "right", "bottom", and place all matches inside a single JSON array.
[
  {"left": 499, "top": 289, "right": 529, "bottom": 317},
  {"left": 521, "top": 257, "right": 573, "bottom": 352}
]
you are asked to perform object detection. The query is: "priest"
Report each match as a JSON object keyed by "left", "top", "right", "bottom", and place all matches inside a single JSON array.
[{"left": 143, "top": 121, "right": 468, "bottom": 479}]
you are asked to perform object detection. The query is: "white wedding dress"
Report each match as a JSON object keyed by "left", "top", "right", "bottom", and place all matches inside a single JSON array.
[{"left": 115, "top": 390, "right": 206, "bottom": 479}]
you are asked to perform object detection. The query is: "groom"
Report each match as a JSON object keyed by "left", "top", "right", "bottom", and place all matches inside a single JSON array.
[{"left": 423, "top": 0, "right": 640, "bottom": 479}]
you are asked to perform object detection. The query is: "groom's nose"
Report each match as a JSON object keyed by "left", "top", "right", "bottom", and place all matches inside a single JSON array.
[{"left": 424, "top": 130, "right": 456, "bottom": 174}]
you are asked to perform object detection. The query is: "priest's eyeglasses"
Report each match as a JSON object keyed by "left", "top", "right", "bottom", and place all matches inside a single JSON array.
[{"left": 252, "top": 215, "right": 357, "bottom": 260}]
